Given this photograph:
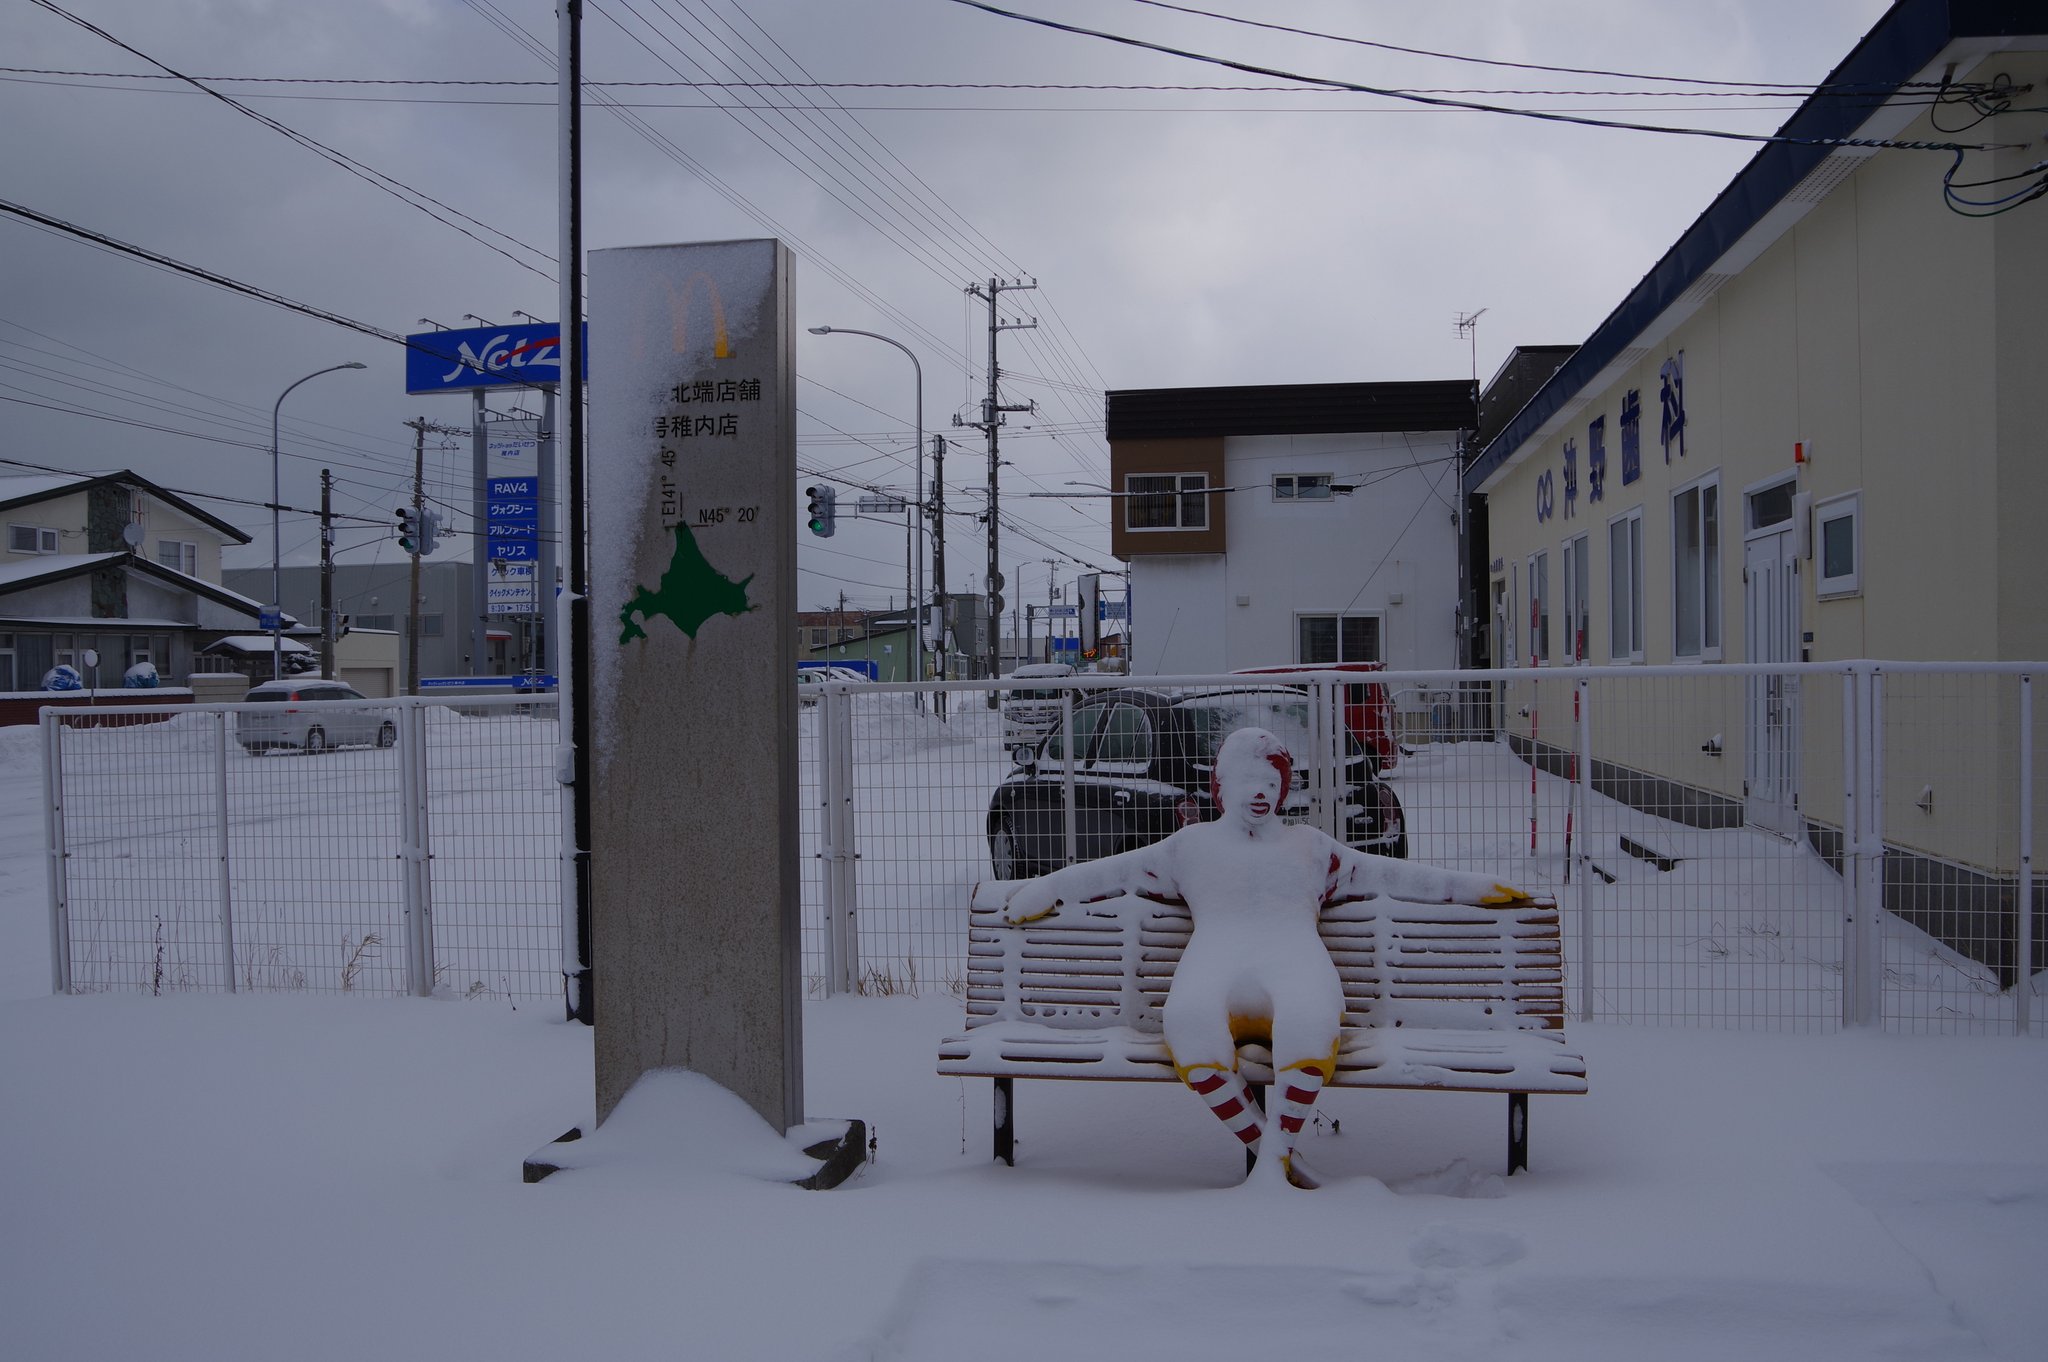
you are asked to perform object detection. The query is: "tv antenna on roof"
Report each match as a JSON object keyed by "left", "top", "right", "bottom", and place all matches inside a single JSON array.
[{"left": 1455, "top": 309, "right": 1487, "bottom": 388}]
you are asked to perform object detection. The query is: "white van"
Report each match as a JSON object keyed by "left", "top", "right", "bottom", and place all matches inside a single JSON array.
[{"left": 1000, "top": 662, "right": 1076, "bottom": 746}]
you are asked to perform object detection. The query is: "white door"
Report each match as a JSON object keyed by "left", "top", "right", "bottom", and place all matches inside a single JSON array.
[{"left": 1744, "top": 529, "right": 1800, "bottom": 834}]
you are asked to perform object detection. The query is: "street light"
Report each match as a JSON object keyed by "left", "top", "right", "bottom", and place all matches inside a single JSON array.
[
  {"left": 272, "top": 363, "right": 368, "bottom": 681},
  {"left": 808, "top": 325, "right": 928, "bottom": 687}
]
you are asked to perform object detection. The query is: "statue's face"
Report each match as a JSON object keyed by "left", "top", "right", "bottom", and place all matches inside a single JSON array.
[{"left": 1214, "top": 729, "right": 1292, "bottom": 830}]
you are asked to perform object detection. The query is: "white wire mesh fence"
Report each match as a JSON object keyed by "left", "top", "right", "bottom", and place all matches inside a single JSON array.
[
  {"left": 46, "top": 695, "right": 563, "bottom": 1003},
  {"left": 41, "top": 664, "right": 2042, "bottom": 1035},
  {"left": 809, "top": 665, "right": 2043, "bottom": 1037}
]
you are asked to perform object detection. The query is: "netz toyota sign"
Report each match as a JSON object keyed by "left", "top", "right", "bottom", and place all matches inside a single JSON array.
[{"left": 403, "top": 321, "right": 587, "bottom": 394}]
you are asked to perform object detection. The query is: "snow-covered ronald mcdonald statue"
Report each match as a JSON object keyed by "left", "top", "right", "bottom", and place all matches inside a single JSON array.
[{"left": 999, "top": 727, "right": 1536, "bottom": 1188}]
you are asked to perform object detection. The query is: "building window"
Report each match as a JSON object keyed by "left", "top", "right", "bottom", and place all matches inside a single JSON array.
[
  {"left": 156, "top": 540, "right": 198, "bottom": 575},
  {"left": 8, "top": 525, "right": 59, "bottom": 555},
  {"left": 1673, "top": 475, "right": 1721, "bottom": 660},
  {"left": 0, "top": 633, "right": 13, "bottom": 691},
  {"left": 356, "top": 614, "right": 395, "bottom": 632},
  {"left": 1126, "top": 473, "right": 1208, "bottom": 531},
  {"left": 1562, "top": 534, "right": 1590, "bottom": 662},
  {"left": 1297, "top": 614, "right": 1381, "bottom": 664},
  {"left": 1273, "top": 474, "right": 1333, "bottom": 502},
  {"left": 420, "top": 614, "right": 444, "bottom": 638},
  {"left": 1527, "top": 550, "right": 1550, "bottom": 662},
  {"left": 1815, "top": 492, "right": 1861, "bottom": 598},
  {"left": 1608, "top": 509, "right": 1644, "bottom": 662}
]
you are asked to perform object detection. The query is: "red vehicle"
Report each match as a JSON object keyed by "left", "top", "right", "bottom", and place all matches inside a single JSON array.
[{"left": 1233, "top": 662, "right": 1398, "bottom": 770}]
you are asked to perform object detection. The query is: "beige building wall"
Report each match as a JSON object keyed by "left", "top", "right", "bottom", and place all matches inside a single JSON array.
[{"left": 1481, "top": 48, "right": 2047, "bottom": 875}]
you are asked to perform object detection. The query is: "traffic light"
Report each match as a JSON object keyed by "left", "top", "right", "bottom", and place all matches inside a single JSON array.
[
  {"left": 396, "top": 506, "right": 417, "bottom": 553},
  {"left": 418, "top": 509, "right": 442, "bottom": 555},
  {"left": 805, "top": 484, "right": 837, "bottom": 537}
]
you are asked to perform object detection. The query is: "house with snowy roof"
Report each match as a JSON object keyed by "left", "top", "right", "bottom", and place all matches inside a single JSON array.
[{"left": 0, "top": 469, "right": 288, "bottom": 695}]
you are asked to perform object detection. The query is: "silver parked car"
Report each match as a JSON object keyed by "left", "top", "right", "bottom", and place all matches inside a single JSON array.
[{"left": 236, "top": 679, "right": 396, "bottom": 754}]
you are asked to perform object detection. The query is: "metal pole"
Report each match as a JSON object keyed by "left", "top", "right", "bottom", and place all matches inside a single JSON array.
[
  {"left": 558, "top": 0, "right": 594, "bottom": 1025},
  {"left": 319, "top": 469, "right": 335, "bottom": 679},
  {"left": 215, "top": 711, "right": 237, "bottom": 992},
  {"left": 42, "top": 709, "right": 71, "bottom": 995},
  {"left": 2018, "top": 673, "right": 2034, "bottom": 1036},
  {"left": 271, "top": 362, "right": 365, "bottom": 681},
  {"left": 1576, "top": 676, "right": 1592, "bottom": 1022},
  {"left": 1841, "top": 668, "right": 1861, "bottom": 1028},
  {"left": 1060, "top": 689, "right": 1078, "bottom": 866}
]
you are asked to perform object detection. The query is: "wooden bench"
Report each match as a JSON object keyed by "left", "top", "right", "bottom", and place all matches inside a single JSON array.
[{"left": 938, "top": 881, "right": 1587, "bottom": 1174}]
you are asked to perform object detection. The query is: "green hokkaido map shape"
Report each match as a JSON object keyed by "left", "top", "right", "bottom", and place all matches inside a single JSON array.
[{"left": 618, "top": 523, "right": 756, "bottom": 643}]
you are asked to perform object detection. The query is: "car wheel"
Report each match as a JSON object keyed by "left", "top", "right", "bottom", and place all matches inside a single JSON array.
[
  {"left": 375, "top": 721, "right": 396, "bottom": 749},
  {"left": 241, "top": 743, "right": 264, "bottom": 755},
  {"left": 989, "top": 816, "right": 1029, "bottom": 881},
  {"left": 302, "top": 727, "right": 327, "bottom": 755}
]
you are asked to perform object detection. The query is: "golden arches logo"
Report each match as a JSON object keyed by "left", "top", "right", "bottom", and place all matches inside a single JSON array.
[{"left": 664, "top": 272, "right": 732, "bottom": 360}]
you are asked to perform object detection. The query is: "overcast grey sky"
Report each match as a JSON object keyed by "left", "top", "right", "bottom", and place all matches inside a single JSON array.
[{"left": 0, "top": 0, "right": 1893, "bottom": 612}]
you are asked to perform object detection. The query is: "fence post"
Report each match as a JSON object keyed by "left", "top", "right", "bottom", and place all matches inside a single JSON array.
[
  {"left": 1842, "top": 666, "right": 1886, "bottom": 1029},
  {"left": 2018, "top": 674, "right": 2034, "bottom": 1036},
  {"left": 214, "top": 712, "right": 237, "bottom": 993},
  {"left": 818, "top": 687, "right": 859, "bottom": 995},
  {"left": 398, "top": 702, "right": 436, "bottom": 997},
  {"left": 1060, "top": 689, "right": 1078, "bottom": 866},
  {"left": 1864, "top": 668, "right": 1886, "bottom": 1028},
  {"left": 42, "top": 710, "right": 71, "bottom": 995},
  {"left": 815, "top": 690, "right": 841, "bottom": 997},
  {"left": 1576, "top": 676, "right": 1593, "bottom": 1022},
  {"left": 1841, "top": 669, "right": 1864, "bottom": 1028}
]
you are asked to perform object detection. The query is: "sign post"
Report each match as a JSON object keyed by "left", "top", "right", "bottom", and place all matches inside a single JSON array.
[{"left": 586, "top": 239, "right": 803, "bottom": 1134}]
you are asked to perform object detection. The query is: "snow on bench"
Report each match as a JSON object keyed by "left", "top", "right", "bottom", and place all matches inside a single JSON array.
[{"left": 938, "top": 880, "right": 1587, "bottom": 1174}]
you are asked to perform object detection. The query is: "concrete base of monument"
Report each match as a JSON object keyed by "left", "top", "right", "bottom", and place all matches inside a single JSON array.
[{"left": 517, "top": 1070, "right": 869, "bottom": 1189}]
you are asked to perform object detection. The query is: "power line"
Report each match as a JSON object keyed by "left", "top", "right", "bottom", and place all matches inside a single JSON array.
[
  {"left": 26, "top": 0, "right": 558, "bottom": 281},
  {"left": 947, "top": 0, "right": 2024, "bottom": 152}
]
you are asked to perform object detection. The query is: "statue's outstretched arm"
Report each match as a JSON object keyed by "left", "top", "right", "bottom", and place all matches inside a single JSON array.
[
  {"left": 1326, "top": 838, "right": 1539, "bottom": 908},
  {"left": 999, "top": 840, "right": 1180, "bottom": 925}
]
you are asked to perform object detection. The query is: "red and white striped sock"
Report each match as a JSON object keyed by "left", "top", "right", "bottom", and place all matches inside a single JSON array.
[
  {"left": 1181, "top": 1066, "right": 1263, "bottom": 1155},
  {"left": 1269, "top": 1059, "right": 1331, "bottom": 1177}
]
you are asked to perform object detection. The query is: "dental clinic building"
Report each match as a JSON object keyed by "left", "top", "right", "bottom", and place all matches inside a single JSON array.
[{"left": 1468, "top": 0, "right": 2046, "bottom": 972}]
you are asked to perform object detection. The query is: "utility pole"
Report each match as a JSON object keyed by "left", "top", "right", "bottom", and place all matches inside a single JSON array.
[
  {"left": 401, "top": 418, "right": 463, "bottom": 695},
  {"left": 929, "top": 433, "right": 948, "bottom": 712},
  {"left": 318, "top": 469, "right": 335, "bottom": 679},
  {"left": 960, "top": 277, "right": 1036, "bottom": 697},
  {"left": 404, "top": 420, "right": 427, "bottom": 697}
]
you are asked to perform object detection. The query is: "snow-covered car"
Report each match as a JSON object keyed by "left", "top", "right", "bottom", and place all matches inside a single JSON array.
[
  {"left": 999, "top": 662, "right": 1076, "bottom": 747},
  {"left": 236, "top": 680, "right": 395, "bottom": 754},
  {"left": 985, "top": 685, "right": 1406, "bottom": 879},
  {"left": 796, "top": 665, "right": 871, "bottom": 705}
]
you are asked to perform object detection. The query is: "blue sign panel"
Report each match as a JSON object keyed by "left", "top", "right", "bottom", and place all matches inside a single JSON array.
[{"left": 404, "top": 322, "right": 587, "bottom": 394}]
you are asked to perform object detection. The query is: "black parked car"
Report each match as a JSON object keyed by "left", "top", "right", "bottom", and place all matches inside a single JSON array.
[{"left": 986, "top": 685, "right": 1407, "bottom": 879}]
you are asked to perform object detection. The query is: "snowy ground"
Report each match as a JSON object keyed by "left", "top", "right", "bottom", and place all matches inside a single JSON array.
[{"left": 5, "top": 715, "right": 2048, "bottom": 1359}]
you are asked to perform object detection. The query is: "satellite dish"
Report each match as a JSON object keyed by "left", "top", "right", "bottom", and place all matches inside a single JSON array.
[{"left": 122, "top": 522, "right": 144, "bottom": 547}]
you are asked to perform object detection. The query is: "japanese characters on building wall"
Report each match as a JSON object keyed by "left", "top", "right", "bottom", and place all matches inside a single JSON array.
[{"left": 1536, "top": 351, "right": 1681, "bottom": 525}]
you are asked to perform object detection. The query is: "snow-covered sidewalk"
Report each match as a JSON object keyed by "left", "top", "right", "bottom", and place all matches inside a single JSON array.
[{"left": 2, "top": 989, "right": 2043, "bottom": 1361}]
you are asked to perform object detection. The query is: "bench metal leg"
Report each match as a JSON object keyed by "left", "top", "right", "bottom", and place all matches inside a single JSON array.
[
  {"left": 994, "top": 1076, "right": 1015, "bottom": 1166},
  {"left": 1508, "top": 1092, "right": 1528, "bottom": 1175}
]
